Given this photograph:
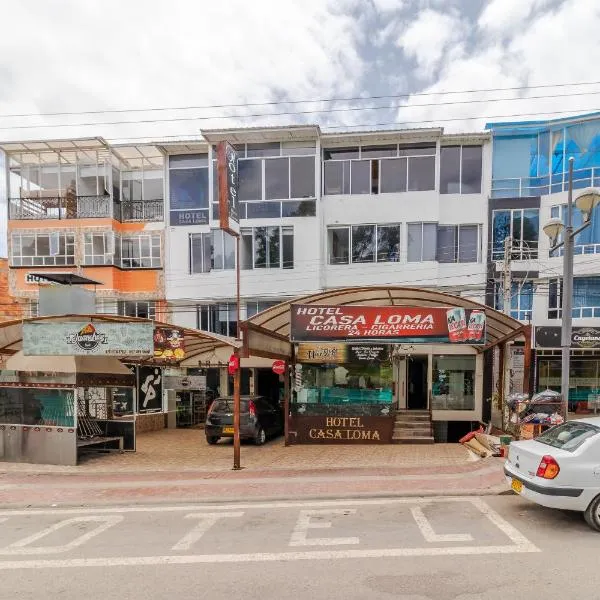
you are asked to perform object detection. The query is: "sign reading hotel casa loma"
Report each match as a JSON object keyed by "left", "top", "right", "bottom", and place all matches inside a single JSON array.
[{"left": 290, "top": 304, "right": 486, "bottom": 345}]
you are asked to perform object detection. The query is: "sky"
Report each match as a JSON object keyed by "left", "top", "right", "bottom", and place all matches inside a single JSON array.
[{"left": 1, "top": 0, "right": 600, "bottom": 252}]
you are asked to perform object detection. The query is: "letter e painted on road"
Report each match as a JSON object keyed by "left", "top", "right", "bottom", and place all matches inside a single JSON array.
[{"left": 289, "top": 509, "right": 359, "bottom": 547}]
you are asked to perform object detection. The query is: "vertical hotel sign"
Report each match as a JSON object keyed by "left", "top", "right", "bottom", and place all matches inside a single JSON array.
[{"left": 217, "top": 141, "right": 240, "bottom": 236}]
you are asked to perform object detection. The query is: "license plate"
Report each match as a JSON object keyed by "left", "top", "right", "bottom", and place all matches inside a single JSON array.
[
  {"left": 511, "top": 478, "right": 523, "bottom": 494},
  {"left": 222, "top": 427, "right": 234, "bottom": 434}
]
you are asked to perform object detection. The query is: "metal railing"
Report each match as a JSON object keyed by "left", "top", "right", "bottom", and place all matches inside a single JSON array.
[
  {"left": 118, "top": 199, "right": 164, "bottom": 222},
  {"left": 491, "top": 166, "right": 600, "bottom": 198},
  {"left": 9, "top": 195, "right": 112, "bottom": 220}
]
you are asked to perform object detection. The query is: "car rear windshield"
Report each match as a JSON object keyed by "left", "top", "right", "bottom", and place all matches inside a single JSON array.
[
  {"left": 536, "top": 421, "right": 600, "bottom": 452},
  {"left": 210, "top": 399, "right": 250, "bottom": 413}
]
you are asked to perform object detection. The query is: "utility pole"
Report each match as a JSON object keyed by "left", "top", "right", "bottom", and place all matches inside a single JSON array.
[{"left": 502, "top": 235, "right": 512, "bottom": 315}]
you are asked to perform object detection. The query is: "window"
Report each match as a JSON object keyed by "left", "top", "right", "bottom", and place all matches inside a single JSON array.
[
  {"left": 492, "top": 209, "right": 539, "bottom": 260},
  {"left": 440, "top": 146, "right": 482, "bottom": 194},
  {"left": 431, "top": 355, "right": 476, "bottom": 410},
  {"left": 197, "top": 304, "right": 238, "bottom": 337},
  {"left": 122, "top": 170, "right": 163, "bottom": 201},
  {"left": 407, "top": 223, "right": 436, "bottom": 262},
  {"left": 118, "top": 301, "right": 156, "bottom": 319},
  {"left": 240, "top": 226, "right": 294, "bottom": 270},
  {"left": 327, "top": 224, "right": 400, "bottom": 265},
  {"left": 550, "top": 204, "right": 600, "bottom": 255},
  {"left": 83, "top": 232, "right": 114, "bottom": 265},
  {"left": 118, "top": 234, "right": 161, "bottom": 268},
  {"left": 323, "top": 144, "right": 435, "bottom": 195},
  {"left": 549, "top": 277, "right": 600, "bottom": 319},
  {"left": 169, "top": 154, "right": 209, "bottom": 226},
  {"left": 189, "top": 232, "right": 212, "bottom": 274},
  {"left": 436, "top": 225, "right": 479, "bottom": 263},
  {"left": 246, "top": 301, "right": 280, "bottom": 318},
  {"left": 188, "top": 230, "right": 236, "bottom": 274},
  {"left": 494, "top": 281, "right": 533, "bottom": 321},
  {"left": 537, "top": 421, "right": 600, "bottom": 453},
  {"left": 10, "top": 232, "right": 75, "bottom": 266}
]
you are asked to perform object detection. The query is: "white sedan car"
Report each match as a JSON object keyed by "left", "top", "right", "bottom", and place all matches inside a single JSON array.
[{"left": 504, "top": 417, "right": 600, "bottom": 531}]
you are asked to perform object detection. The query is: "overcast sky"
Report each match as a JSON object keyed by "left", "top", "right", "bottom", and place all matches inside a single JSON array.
[{"left": 1, "top": 0, "right": 599, "bottom": 253}]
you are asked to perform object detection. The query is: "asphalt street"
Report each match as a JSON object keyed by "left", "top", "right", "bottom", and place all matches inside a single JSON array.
[{"left": 0, "top": 494, "right": 598, "bottom": 600}]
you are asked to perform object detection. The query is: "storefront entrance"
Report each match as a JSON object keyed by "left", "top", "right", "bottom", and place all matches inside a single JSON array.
[{"left": 407, "top": 356, "right": 428, "bottom": 410}]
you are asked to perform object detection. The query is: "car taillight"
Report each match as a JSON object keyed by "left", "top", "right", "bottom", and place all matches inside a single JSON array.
[
  {"left": 536, "top": 455, "right": 560, "bottom": 479},
  {"left": 248, "top": 401, "right": 256, "bottom": 417}
]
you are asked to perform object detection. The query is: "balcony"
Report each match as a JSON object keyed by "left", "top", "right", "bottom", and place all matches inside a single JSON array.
[
  {"left": 9, "top": 196, "right": 164, "bottom": 222},
  {"left": 9, "top": 195, "right": 113, "bottom": 220},
  {"left": 491, "top": 166, "right": 600, "bottom": 198},
  {"left": 118, "top": 199, "right": 164, "bottom": 222}
]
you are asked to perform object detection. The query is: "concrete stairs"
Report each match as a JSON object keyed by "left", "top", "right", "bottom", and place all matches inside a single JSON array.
[{"left": 392, "top": 409, "right": 435, "bottom": 444}]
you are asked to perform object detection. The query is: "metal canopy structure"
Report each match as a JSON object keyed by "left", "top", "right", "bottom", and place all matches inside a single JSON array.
[
  {"left": 0, "top": 315, "right": 240, "bottom": 365},
  {"left": 241, "top": 286, "right": 530, "bottom": 360}
]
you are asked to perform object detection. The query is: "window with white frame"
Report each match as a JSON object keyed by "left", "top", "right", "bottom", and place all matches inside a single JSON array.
[
  {"left": 189, "top": 230, "right": 236, "bottom": 274},
  {"left": 407, "top": 223, "right": 437, "bottom": 262},
  {"left": 122, "top": 170, "right": 164, "bottom": 201},
  {"left": 95, "top": 299, "right": 156, "bottom": 319},
  {"left": 439, "top": 146, "right": 483, "bottom": 194},
  {"left": 117, "top": 234, "right": 161, "bottom": 268},
  {"left": 10, "top": 232, "right": 75, "bottom": 266},
  {"left": 197, "top": 303, "right": 238, "bottom": 337},
  {"left": 323, "top": 143, "right": 436, "bottom": 195},
  {"left": 550, "top": 204, "right": 600, "bottom": 256},
  {"left": 436, "top": 224, "right": 480, "bottom": 263},
  {"left": 83, "top": 232, "right": 115, "bottom": 265},
  {"left": 327, "top": 224, "right": 400, "bottom": 265},
  {"left": 492, "top": 208, "right": 539, "bottom": 260},
  {"left": 240, "top": 226, "right": 294, "bottom": 269},
  {"left": 549, "top": 277, "right": 600, "bottom": 319},
  {"left": 494, "top": 281, "right": 533, "bottom": 321}
]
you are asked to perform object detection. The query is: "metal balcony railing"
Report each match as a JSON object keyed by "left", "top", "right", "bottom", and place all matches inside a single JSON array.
[
  {"left": 118, "top": 199, "right": 164, "bottom": 222},
  {"left": 491, "top": 166, "right": 600, "bottom": 198},
  {"left": 9, "top": 195, "right": 112, "bottom": 220}
]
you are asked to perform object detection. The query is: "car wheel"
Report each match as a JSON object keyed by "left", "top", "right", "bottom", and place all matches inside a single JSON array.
[
  {"left": 206, "top": 436, "right": 219, "bottom": 445},
  {"left": 584, "top": 495, "right": 600, "bottom": 532},
  {"left": 254, "top": 427, "right": 266, "bottom": 446}
]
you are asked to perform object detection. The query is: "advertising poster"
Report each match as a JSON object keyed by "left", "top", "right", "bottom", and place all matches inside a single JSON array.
[{"left": 153, "top": 328, "right": 185, "bottom": 361}]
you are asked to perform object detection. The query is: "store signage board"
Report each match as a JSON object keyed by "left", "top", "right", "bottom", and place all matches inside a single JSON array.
[
  {"left": 163, "top": 375, "right": 207, "bottom": 390},
  {"left": 535, "top": 326, "right": 600, "bottom": 349},
  {"left": 138, "top": 366, "right": 163, "bottom": 412},
  {"left": 296, "top": 343, "right": 390, "bottom": 364},
  {"left": 153, "top": 328, "right": 185, "bottom": 361},
  {"left": 23, "top": 322, "right": 154, "bottom": 356},
  {"left": 289, "top": 415, "right": 394, "bottom": 444},
  {"left": 169, "top": 209, "right": 209, "bottom": 227},
  {"left": 217, "top": 141, "right": 240, "bottom": 236},
  {"left": 272, "top": 360, "right": 286, "bottom": 375},
  {"left": 290, "top": 305, "right": 486, "bottom": 345},
  {"left": 25, "top": 273, "right": 61, "bottom": 285}
]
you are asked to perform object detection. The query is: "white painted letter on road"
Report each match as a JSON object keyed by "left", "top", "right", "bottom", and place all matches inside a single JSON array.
[
  {"left": 172, "top": 512, "right": 245, "bottom": 551},
  {"left": 289, "top": 509, "right": 359, "bottom": 547},
  {"left": 410, "top": 506, "right": 473, "bottom": 543}
]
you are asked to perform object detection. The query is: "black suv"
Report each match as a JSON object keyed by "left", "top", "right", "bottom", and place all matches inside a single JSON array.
[{"left": 205, "top": 395, "right": 283, "bottom": 445}]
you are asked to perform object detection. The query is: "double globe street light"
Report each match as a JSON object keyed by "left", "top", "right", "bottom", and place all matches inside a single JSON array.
[{"left": 543, "top": 157, "right": 600, "bottom": 420}]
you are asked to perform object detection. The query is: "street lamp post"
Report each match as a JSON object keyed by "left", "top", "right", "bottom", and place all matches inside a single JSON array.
[{"left": 543, "top": 158, "right": 600, "bottom": 420}]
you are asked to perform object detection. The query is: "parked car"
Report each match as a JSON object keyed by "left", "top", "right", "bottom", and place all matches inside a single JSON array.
[
  {"left": 504, "top": 417, "right": 600, "bottom": 531},
  {"left": 205, "top": 395, "right": 283, "bottom": 446}
]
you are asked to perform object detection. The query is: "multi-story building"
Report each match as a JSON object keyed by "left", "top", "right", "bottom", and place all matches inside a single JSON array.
[
  {"left": 486, "top": 111, "right": 600, "bottom": 407},
  {"left": 164, "top": 125, "right": 492, "bottom": 412},
  {"left": 1, "top": 138, "right": 166, "bottom": 320}
]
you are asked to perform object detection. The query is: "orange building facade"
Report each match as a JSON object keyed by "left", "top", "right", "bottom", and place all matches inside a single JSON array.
[{"left": 2, "top": 138, "right": 166, "bottom": 319}]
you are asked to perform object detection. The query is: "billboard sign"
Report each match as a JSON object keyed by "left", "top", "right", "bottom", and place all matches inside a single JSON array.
[
  {"left": 23, "top": 322, "right": 154, "bottom": 356},
  {"left": 290, "top": 305, "right": 486, "bottom": 345},
  {"left": 153, "top": 328, "right": 185, "bottom": 361},
  {"left": 217, "top": 141, "right": 240, "bottom": 236},
  {"left": 296, "top": 343, "right": 391, "bottom": 363}
]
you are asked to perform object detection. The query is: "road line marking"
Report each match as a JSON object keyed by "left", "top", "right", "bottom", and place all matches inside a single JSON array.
[
  {"left": 289, "top": 509, "right": 359, "bottom": 547},
  {"left": 0, "top": 543, "right": 541, "bottom": 570},
  {"left": 0, "top": 496, "right": 498, "bottom": 516},
  {"left": 410, "top": 506, "right": 473, "bottom": 543},
  {"left": 0, "top": 516, "right": 123, "bottom": 556},
  {"left": 172, "top": 512, "right": 244, "bottom": 551}
]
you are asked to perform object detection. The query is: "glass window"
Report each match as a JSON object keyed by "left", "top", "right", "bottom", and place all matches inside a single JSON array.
[
  {"left": 253, "top": 227, "right": 280, "bottom": 269},
  {"left": 380, "top": 158, "right": 407, "bottom": 193},
  {"left": 350, "top": 160, "right": 371, "bottom": 194},
  {"left": 407, "top": 156, "right": 435, "bottom": 191},
  {"left": 143, "top": 170, "right": 164, "bottom": 200},
  {"left": 323, "top": 161, "right": 350, "bottom": 195},
  {"left": 351, "top": 225, "right": 375, "bottom": 263},
  {"left": 360, "top": 145, "right": 397, "bottom": 158},
  {"left": 290, "top": 156, "right": 315, "bottom": 198},
  {"left": 169, "top": 168, "right": 208, "bottom": 210},
  {"left": 241, "top": 229, "right": 253, "bottom": 270},
  {"left": 118, "top": 301, "right": 156, "bottom": 319},
  {"left": 281, "top": 200, "right": 316, "bottom": 217},
  {"left": 122, "top": 171, "right": 143, "bottom": 202},
  {"left": 440, "top": 146, "right": 461, "bottom": 194},
  {"left": 398, "top": 143, "right": 435, "bottom": 156},
  {"left": 169, "top": 155, "right": 208, "bottom": 169},
  {"left": 238, "top": 159, "right": 262, "bottom": 201},
  {"left": 238, "top": 226, "right": 291, "bottom": 269},
  {"left": 245, "top": 201, "right": 281, "bottom": 218},
  {"left": 10, "top": 232, "right": 75, "bottom": 267},
  {"left": 84, "top": 232, "right": 114, "bottom": 265},
  {"left": 323, "top": 147, "right": 359, "bottom": 160},
  {"left": 119, "top": 234, "right": 161, "bottom": 269},
  {"left": 282, "top": 226, "right": 294, "bottom": 269},
  {"left": 492, "top": 209, "right": 539, "bottom": 260},
  {"left": 189, "top": 232, "right": 212, "bottom": 274},
  {"left": 458, "top": 225, "right": 479, "bottom": 262},
  {"left": 246, "top": 143, "right": 280, "bottom": 158},
  {"left": 461, "top": 146, "right": 482, "bottom": 194},
  {"left": 436, "top": 226, "right": 456, "bottom": 263},
  {"left": 495, "top": 281, "right": 533, "bottom": 321},
  {"left": 281, "top": 141, "right": 316, "bottom": 156},
  {"left": 431, "top": 355, "right": 476, "bottom": 410},
  {"left": 537, "top": 421, "right": 600, "bottom": 453},
  {"left": 376, "top": 225, "right": 400, "bottom": 262},
  {"left": 407, "top": 223, "right": 436, "bottom": 262},
  {"left": 197, "top": 304, "right": 238, "bottom": 337},
  {"left": 328, "top": 228, "right": 350, "bottom": 264},
  {"left": 265, "top": 158, "right": 289, "bottom": 200}
]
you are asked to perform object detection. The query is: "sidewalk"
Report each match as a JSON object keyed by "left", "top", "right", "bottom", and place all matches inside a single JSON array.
[{"left": 0, "top": 430, "right": 508, "bottom": 507}]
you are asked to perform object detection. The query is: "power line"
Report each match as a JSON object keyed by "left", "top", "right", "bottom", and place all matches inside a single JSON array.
[{"left": 3, "top": 79, "right": 600, "bottom": 120}]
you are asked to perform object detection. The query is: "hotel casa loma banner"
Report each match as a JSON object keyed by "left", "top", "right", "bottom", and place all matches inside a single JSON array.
[{"left": 290, "top": 305, "right": 486, "bottom": 345}]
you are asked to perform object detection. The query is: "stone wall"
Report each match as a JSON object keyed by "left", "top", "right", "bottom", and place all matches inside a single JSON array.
[{"left": 135, "top": 412, "right": 166, "bottom": 433}]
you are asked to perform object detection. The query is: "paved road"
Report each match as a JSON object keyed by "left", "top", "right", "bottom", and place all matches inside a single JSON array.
[{"left": 0, "top": 494, "right": 597, "bottom": 599}]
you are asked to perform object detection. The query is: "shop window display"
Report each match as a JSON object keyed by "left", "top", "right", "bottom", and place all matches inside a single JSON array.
[{"left": 431, "top": 355, "right": 475, "bottom": 410}]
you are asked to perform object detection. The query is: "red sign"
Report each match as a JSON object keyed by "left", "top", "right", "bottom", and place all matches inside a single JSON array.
[
  {"left": 272, "top": 360, "right": 286, "bottom": 375},
  {"left": 228, "top": 354, "right": 239, "bottom": 375},
  {"left": 290, "top": 304, "right": 486, "bottom": 345}
]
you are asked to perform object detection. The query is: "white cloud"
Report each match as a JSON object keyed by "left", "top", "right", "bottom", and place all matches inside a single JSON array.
[
  {"left": 478, "top": 0, "right": 552, "bottom": 34},
  {"left": 396, "top": 9, "right": 465, "bottom": 79},
  {"left": 371, "top": 0, "right": 405, "bottom": 13}
]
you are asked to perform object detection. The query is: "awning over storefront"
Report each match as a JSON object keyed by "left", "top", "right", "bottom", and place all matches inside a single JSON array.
[{"left": 241, "top": 286, "right": 529, "bottom": 360}]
